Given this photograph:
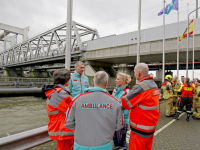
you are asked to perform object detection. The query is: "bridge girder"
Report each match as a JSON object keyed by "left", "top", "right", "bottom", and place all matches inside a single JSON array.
[{"left": 0, "top": 21, "right": 99, "bottom": 68}]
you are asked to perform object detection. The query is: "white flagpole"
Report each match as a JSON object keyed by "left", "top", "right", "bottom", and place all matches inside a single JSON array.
[
  {"left": 177, "top": 0, "right": 179, "bottom": 80},
  {"left": 137, "top": 0, "right": 142, "bottom": 64},
  {"left": 186, "top": 3, "right": 189, "bottom": 78},
  {"left": 162, "top": 0, "right": 166, "bottom": 83},
  {"left": 193, "top": 16, "right": 195, "bottom": 80}
]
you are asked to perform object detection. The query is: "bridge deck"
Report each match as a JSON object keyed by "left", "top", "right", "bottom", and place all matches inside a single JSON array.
[{"left": 30, "top": 101, "right": 200, "bottom": 150}]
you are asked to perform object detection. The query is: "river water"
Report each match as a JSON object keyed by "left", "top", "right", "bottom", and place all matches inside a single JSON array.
[{"left": 0, "top": 96, "right": 48, "bottom": 137}]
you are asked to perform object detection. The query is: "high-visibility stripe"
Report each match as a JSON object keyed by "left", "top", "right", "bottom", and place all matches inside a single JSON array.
[
  {"left": 124, "top": 96, "right": 133, "bottom": 108},
  {"left": 48, "top": 131, "right": 74, "bottom": 136},
  {"left": 177, "top": 110, "right": 182, "bottom": 113},
  {"left": 137, "top": 104, "right": 159, "bottom": 110},
  {"left": 47, "top": 110, "right": 66, "bottom": 115},
  {"left": 138, "top": 82, "right": 150, "bottom": 91},
  {"left": 47, "top": 110, "right": 60, "bottom": 115},
  {"left": 130, "top": 121, "right": 156, "bottom": 130}
]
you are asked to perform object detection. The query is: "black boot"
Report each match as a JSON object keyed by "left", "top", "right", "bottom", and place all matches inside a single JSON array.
[
  {"left": 173, "top": 113, "right": 179, "bottom": 120},
  {"left": 192, "top": 116, "right": 200, "bottom": 120},
  {"left": 186, "top": 113, "right": 190, "bottom": 122}
]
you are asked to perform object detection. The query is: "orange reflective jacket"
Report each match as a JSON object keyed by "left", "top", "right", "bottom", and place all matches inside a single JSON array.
[
  {"left": 121, "top": 76, "right": 160, "bottom": 135},
  {"left": 45, "top": 84, "right": 74, "bottom": 141},
  {"left": 179, "top": 83, "right": 194, "bottom": 98}
]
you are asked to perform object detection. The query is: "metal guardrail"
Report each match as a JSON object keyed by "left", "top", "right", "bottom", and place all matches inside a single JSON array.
[
  {"left": 0, "top": 88, "right": 43, "bottom": 97},
  {"left": 0, "top": 99, "right": 165, "bottom": 149},
  {"left": 0, "top": 126, "right": 51, "bottom": 150}
]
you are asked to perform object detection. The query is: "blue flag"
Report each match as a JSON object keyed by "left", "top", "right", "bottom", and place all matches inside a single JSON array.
[
  {"left": 172, "top": 0, "right": 178, "bottom": 11},
  {"left": 158, "top": 0, "right": 178, "bottom": 16}
]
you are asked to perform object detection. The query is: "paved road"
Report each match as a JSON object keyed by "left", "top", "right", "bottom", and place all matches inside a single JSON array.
[
  {"left": 152, "top": 102, "right": 200, "bottom": 150},
  {"left": 31, "top": 101, "right": 200, "bottom": 150}
]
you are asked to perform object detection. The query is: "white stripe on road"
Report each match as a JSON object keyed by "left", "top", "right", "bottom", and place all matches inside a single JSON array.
[
  {"left": 126, "top": 113, "right": 185, "bottom": 143},
  {"left": 154, "top": 113, "right": 185, "bottom": 136}
]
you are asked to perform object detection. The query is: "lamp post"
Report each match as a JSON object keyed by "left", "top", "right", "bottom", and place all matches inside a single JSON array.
[
  {"left": 65, "top": 0, "right": 73, "bottom": 70},
  {"left": 177, "top": 0, "right": 179, "bottom": 80},
  {"left": 186, "top": 6, "right": 200, "bottom": 78},
  {"left": 197, "top": 0, "right": 199, "bottom": 18}
]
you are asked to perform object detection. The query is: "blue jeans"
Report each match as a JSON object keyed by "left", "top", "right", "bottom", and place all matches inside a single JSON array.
[{"left": 113, "top": 123, "right": 128, "bottom": 148}]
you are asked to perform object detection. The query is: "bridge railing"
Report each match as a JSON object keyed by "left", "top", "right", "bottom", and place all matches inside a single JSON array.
[{"left": 0, "top": 77, "right": 53, "bottom": 84}]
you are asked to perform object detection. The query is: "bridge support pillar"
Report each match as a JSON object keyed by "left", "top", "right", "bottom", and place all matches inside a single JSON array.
[
  {"left": 117, "top": 64, "right": 133, "bottom": 75},
  {"left": 84, "top": 61, "right": 117, "bottom": 91},
  {"left": 41, "top": 72, "right": 50, "bottom": 78},
  {"left": 117, "top": 64, "right": 136, "bottom": 86},
  {"left": 1, "top": 69, "right": 25, "bottom": 77},
  {"left": 156, "top": 70, "right": 163, "bottom": 80},
  {"left": 156, "top": 70, "right": 173, "bottom": 80},
  {"left": 1, "top": 70, "right": 9, "bottom": 77},
  {"left": 29, "top": 71, "right": 50, "bottom": 78},
  {"left": 30, "top": 71, "right": 43, "bottom": 78}
]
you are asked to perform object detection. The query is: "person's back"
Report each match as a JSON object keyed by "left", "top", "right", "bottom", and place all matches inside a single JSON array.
[
  {"left": 121, "top": 63, "right": 159, "bottom": 150},
  {"left": 174, "top": 78, "right": 195, "bottom": 121},
  {"left": 66, "top": 71, "right": 123, "bottom": 150},
  {"left": 42, "top": 69, "right": 74, "bottom": 150}
]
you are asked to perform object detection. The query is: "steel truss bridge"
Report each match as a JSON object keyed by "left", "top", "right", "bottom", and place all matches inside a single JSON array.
[{"left": 0, "top": 21, "right": 99, "bottom": 68}]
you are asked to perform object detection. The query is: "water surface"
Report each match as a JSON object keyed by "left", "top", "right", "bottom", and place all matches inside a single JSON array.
[{"left": 0, "top": 96, "right": 48, "bottom": 137}]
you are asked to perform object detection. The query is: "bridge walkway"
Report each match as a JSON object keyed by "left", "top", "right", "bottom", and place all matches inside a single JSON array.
[{"left": 30, "top": 102, "right": 200, "bottom": 150}]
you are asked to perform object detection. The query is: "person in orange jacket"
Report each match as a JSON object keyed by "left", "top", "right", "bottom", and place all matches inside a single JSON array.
[
  {"left": 121, "top": 63, "right": 160, "bottom": 150},
  {"left": 42, "top": 69, "right": 74, "bottom": 150}
]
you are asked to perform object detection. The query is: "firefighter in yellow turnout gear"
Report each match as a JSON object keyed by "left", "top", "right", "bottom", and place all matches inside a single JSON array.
[
  {"left": 161, "top": 75, "right": 175, "bottom": 116},
  {"left": 171, "top": 76, "right": 181, "bottom": 112},
  {"left": 193, "top": 79, "right": 200, "bottom": 120}
]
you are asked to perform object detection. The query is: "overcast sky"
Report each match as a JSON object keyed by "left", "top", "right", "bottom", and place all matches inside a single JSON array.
[
  {"left": 1, "top": 0, "right": 199, "bottom": 38},
  {"left": 0, "top": 0, "right": 200, "bottom": 79}
]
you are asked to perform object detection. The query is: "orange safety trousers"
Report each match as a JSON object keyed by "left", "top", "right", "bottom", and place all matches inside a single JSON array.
[
  {"left": 57, "top": 139, "right": 74, "bottom": 150},
  {"left": 128, "top": 131, "right": 154, "bottom": 150}
]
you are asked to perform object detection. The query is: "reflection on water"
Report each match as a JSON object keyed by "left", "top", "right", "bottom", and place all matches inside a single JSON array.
[{"left": 0, "top": 96, "right": 48, "bottom": 137}]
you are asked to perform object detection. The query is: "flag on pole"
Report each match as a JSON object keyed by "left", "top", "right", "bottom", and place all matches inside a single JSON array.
[
  {"left": 158, "top": 0, "right": 178, "bottom": 16},
  {"left": 179, "top": 20, "right": 193, "bottom": 41},
  {"left": 172, "top": 0, "right": 178, "bottom": 11}
]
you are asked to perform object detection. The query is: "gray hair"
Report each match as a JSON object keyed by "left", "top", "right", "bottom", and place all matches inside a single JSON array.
[
  {"left": 53, "top": 68, "right": 71, "bottom": 85},
  {"left": 75, "top": 61, "right": 84, "bottom": 67},
  {"left": 134, "top": 63, "right": 149, "bottom": 75},
  {"left": 94, "top": 71, "right": 108, "bottom": 86}
]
